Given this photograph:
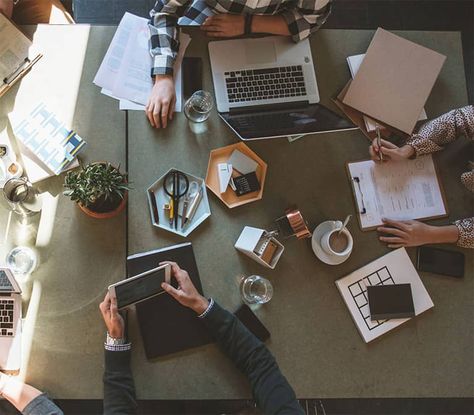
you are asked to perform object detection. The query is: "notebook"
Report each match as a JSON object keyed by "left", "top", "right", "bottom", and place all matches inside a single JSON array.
[
  {"left": 346, "top": 155, "right": 448, "bottom": 231},
  {"left": 127, "top": 243, "right": 212, "bottom": 359},
  {"left": 342, "top": 28, "right": 446, "bottom": 135},
  {"left": 335, "top": 248, "right": 434, "bottom": 343}
]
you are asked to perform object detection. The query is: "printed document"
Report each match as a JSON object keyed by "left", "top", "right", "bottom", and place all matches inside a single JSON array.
[
  {"left": 348, "top": 155, "right": 447, "bottom": 229},
  {"left": 94, "top": 12, "right": 190, "bottom": 111}
]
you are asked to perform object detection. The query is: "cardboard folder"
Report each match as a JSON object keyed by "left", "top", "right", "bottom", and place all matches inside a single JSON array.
[{"left": 342, "top": 28, "right": 446, "bottom": 135}]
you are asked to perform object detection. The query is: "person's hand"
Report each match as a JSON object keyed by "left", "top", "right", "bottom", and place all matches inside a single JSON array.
[
  {"left": 99, "top": 292, "right": 125, "bottom": 339},
  {"left": 369, "top": 139, "right": 415, "bottom": 163},
  {"left": 378, "top": 218, "right": 460, "bottom": 248},
  {"left": 160, "top": 261, "right": 209, "bottom": 314},
  {"left": 0, "top": 0, "right": 13, "bottom": 19},
  {"left": 201, "top": 15, "right": 245, "bottom": 38},
  {"left": 145, "top": 75, "right": 176, "bottom": 129}
]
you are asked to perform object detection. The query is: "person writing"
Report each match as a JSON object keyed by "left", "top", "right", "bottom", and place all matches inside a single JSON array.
[
  {"left": 100, "top": 261, "right": 304, "bottom": 414},
  {"left": 369, "top": 105, "right": 474, "bottom": 249},
  {"left": 145, "top": 0, "right": 332, "bottom": 129},
  {"left": 0, "top": 0, "right": 73, "bottom": 24}
]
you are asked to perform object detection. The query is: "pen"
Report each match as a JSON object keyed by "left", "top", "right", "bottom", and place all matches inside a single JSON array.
[
  {"left": 168, "top": 196, "right": 174, "bottom": 226},
  {"left": 376, "top": 125, "right": 384, "bottom": 162},
  {"left": 148, "top": 189, "right": 159, "bottom": 224},
  {"left": 183, "top": 187, "right": 202, "bottom": 228}
]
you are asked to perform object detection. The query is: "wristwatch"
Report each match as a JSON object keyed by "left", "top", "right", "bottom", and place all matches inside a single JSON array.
[{"left": 106, "top": 332, "right": 125, "bottom": 346}]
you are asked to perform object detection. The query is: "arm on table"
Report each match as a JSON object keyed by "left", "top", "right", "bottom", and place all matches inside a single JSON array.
[{"left": 0, "top": 0, "right": 13, "bottom": 19}]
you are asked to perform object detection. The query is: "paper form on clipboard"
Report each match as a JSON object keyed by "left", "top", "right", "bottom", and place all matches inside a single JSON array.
[{"left": 347, "top": 155, "right": 448, "bottom": 230}]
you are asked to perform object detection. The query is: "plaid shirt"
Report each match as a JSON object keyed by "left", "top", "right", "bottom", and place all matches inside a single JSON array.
[{"left": 149, "top": 0, "right": 331, "bottom": 76}]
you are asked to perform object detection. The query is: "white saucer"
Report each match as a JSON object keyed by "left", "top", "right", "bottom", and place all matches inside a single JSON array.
[{"left": 311, "top": 220, "right": 352, "bottom": 265}]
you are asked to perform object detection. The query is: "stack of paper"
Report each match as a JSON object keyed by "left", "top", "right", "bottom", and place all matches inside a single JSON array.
[
  {"left": 94, "top": 12, "right": 191, "bottom": 112},
  {"left": 346, "top": 53, "right": 427, "bottom": 133}
]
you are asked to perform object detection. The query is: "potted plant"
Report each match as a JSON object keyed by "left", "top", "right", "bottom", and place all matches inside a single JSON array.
[{"left": 64, "top": 162, "right": 130, "bottom": 219}]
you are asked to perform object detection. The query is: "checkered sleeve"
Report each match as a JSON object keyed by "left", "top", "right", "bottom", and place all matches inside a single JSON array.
[
  {"left": 149, "top": 0, "right": 192, "bottom": 76},
  {"left": 280, "top": 0, "right": 331, "bottom": 42}
]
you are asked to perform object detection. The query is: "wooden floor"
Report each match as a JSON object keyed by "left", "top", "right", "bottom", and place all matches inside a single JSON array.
[{"left": 3, "top": 1, "right": 471, "bottom": 414}]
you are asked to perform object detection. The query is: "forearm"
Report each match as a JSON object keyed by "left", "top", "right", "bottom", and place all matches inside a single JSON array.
[
  {"left": 251, "top": 15, "right": 290, "bottom": 36},
  {"left": 202, "top": 302, "right": 303, "bottom": 414},
  {"left": 103, "top": 350, "right": 137, "bottom": 414},
  {"left": 0, "top": 373, "right": 44, "bottom": 412},
  {"left": 428, "top": 224, "right": 460, "bottom": 245},
  {"left": 0, "top": 0, "right": 13, "bottom": 18}
]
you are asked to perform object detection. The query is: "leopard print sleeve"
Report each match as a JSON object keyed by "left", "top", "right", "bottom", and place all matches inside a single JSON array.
[
  {"left": 454, "top": 217, "right": 474, "bottom": 249},
  {"left": 406, "top": 105, "right": 474, "bottom": 157}
]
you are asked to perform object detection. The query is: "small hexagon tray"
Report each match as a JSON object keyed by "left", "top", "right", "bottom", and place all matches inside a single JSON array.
[
  {"left": 147, "top": 168, "right": 211, "bottom": 237},
  {"left": 205, "top": 142, "right": 267, "bottom": 208}
]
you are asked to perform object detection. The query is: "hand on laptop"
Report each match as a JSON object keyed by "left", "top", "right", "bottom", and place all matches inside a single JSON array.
[
  {"left": 99, "top": 292, "right": 125, "bottom": 339},
  {"left": 369, "top": 139, "right": 415, "bottom": 162},
  {"left": 201, "top": 15, "right": 245, "bottom": 38},
  {"left": 146, "top": 75, "right": 176, "bottom": 129},
  {"left": 0, "top": 0, "right": 13, "bottom": 19},
  {"left": 160, "top": 261, "right": 209, "bottom": 315}
]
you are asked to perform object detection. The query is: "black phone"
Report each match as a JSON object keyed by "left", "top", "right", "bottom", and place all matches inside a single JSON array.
[
  {"left": 416, "top": 246, "right": 465, "bottom": 278},
  {"left": 235, "top": 304, "right": 271, "bottom": 342},
  {"left": 182, "top": 57, "right": 203, "bottom": 100}
]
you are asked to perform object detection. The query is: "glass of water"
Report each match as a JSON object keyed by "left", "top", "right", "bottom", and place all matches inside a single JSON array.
[
  {"left": 3, "top": 177, "right": 42, "bottom": 217},
  {"left": 6, "top": 246, "right": 37, "bottom": 276},
  {"left": 240, "top": 275, "right": 273, "bottom": 305},
  {"left": 184, "top": 90, "right": 213, "bottom": 123}
]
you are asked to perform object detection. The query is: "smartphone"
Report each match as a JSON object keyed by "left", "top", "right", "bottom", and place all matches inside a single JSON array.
[
  {"left": 416, "top": 246, "right": 465, "bottom": 278},
  {"left": 182, "top": 57, "right": 203, "bottom": 100},
  {"left": 108, "top": 264, "right": 171, "bottom": 309},
  {"left": 235, "top": 304, "right": 271, "bottom": 342}
]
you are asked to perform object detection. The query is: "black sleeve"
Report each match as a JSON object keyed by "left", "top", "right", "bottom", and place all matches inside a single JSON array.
[
  {"left": 201, "top": 302, "right": 304, "bottom": 415},
  {"left": 103, "top": 349, "right": 138, "bottom": 415}
]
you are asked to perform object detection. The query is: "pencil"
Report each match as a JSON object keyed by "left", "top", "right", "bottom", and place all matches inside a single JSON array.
[{"left": 376, "top": 125, "right": 384, "bottom": 162}]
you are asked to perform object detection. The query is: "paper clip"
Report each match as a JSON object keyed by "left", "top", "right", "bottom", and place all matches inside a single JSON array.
[{"left": 353, "top": 177, "right": 367, "bottom": 214}]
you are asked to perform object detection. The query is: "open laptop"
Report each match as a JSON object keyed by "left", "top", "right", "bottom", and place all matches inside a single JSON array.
[
  {"left": 208, "top": 36, "right": 356, "bottom": 140},
  {"left": 0, "top": 268, "right": 22, "bottom": 373}
]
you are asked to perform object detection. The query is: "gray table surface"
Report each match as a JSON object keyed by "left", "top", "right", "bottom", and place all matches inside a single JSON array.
[
  {"left": 127, "top": 29, "right": 473, "bottom": 400},
  {"left": 0, "top": 26, "right": 472, "bottom": 400}
]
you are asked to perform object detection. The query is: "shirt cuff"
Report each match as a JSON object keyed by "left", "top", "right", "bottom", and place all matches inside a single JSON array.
[
  {"left": 151, "top": 55, "right": 175, "bottom": 77},
  {"left": 197, "top": 298, "right": 214, "bottom": 319},
  {"left": 105, "top": 332, "right": 131, "bottom": 351}
]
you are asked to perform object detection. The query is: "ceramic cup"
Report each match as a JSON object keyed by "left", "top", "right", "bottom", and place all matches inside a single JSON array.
[{"left": 320, "top": 220, "right": 353, "bottom": 257}]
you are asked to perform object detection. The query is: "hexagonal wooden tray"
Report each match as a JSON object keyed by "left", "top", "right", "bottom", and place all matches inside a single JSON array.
[{"left": 205, "top": 142, "right": 267, "bottom": 208}]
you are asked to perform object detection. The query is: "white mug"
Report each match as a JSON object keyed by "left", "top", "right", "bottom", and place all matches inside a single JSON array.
[{"left": 320, "top": 221, "right": 353, "bottom": 257}]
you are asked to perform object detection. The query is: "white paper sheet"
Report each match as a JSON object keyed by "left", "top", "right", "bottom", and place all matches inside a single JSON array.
[
  {"left": 336, "top": 248, "right": 434, "bottom": 343},
  {"left": 347, "top": 54, "right": 427, "bottom": 132},
  {"left": 94, "top": 12, "right": 190, "bottom": 112},
  {"left": 348, "top": 155, "right": 447, "bottom": 229}
]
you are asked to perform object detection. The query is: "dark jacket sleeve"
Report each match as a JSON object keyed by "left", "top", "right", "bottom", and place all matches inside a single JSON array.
[
  {"left": 103, "top": 349, "right": 138, "bottom": 415},
  {"left": 201, "top": 302, "right": 304, "bottom": 415}
]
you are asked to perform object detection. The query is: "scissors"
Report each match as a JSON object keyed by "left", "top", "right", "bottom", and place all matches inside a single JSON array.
[{"left": 164, "top": 170, "right": 189, "bottom": 230}]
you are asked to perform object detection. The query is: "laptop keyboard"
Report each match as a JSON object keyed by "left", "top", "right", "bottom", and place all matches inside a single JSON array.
[
  {"left": 224, "top": 66, "right": 307, "bottom": 104},
  {"left": 0, "top": 299, "right": 15, "bottom": 336}
]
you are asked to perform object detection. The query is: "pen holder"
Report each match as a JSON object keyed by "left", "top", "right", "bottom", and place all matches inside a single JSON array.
[{"left": 235, "top": 226, "right": 284, "bottom": 269}]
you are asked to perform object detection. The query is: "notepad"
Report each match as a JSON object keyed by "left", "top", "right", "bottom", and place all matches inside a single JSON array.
[
  {"left": 347, "top": 155, "right": 447, "bottom": 230},
  {"left": 335, "top": 248, "right": 434, "bottom": 343}
]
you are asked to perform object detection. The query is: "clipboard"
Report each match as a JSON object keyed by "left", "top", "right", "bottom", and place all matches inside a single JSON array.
[
  {"left": 0, "top": 14, "right": 42, "bottom": 98},
  {"left": 345, "top": 156, "right": 449, "bottom": 232}
]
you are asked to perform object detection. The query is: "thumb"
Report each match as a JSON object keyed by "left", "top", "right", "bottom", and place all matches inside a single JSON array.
[{"left": 381, "top": 147, "right": 398, "bottom": 158}]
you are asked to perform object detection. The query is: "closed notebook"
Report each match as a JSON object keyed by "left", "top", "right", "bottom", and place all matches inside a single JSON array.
[
  {"left": 127, "top": 243, "right": 212, "bottom": 359},
  {"left": 343, "top": 28, "right": 446, "bottom": 135}
]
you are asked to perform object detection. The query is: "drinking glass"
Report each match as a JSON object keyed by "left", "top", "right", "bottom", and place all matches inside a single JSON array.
[
  {"left": 6, "top": 246, "right": 37, "bottom": 275},
  {"left": 240, "top": 275, "right": 273, "bottom": 304},
  {"left": 3, "top": 177, "right": 42, "bottom": 216},
  {"left": 184, "top": 90, "right": 213, "bottom": 123}
]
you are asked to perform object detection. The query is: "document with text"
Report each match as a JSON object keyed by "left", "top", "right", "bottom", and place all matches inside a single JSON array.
[{"left": 347, "top": 155, "right": 447, "bottom": 230}]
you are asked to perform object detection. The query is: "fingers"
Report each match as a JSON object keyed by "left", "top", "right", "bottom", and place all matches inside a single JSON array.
[
  {"left": 379, "top": 236, "right": 405, "bottom": 244},
  {"left": 169, "top": 96, "right": 176, "bottom": 121},
  {"left": 206, "top": 31, "right": 227, "bottom": 38},
  {"left": 99, "top": 292, "right": 111, "bottom": 314},
  {"left": 110, "top": 294, "right": 119, "bottom": 318},
  {"left": 376, "top": 226, "right": 408, "bottom": 238},
  {"left": 382, "top": 218, "right": 410, "bottom": 231},
  {"left": 145, "top": 103, "right": 156, "bottom": 128},
  {"left": 161, "top": 282, "right": 182, "bottom": 301},
  {"left": 152, "top": 104, "right": 162, "bottom": 129},
  {"left": 380, "top": 139, "right": 397, "bottom": 149},
  {"left": 160, "top": 261, "right": 180, "bottom": 274},
  {"left": 388, "top": 244, "right": 405, "bottom": 249}
]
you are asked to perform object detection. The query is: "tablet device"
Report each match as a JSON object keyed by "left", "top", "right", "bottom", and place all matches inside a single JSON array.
[
  {"left": 109, "top": 264, "right": 171, "bottom": 310},
  {"left": 367, "top": 284, "right": 415, "bottom": 320}
]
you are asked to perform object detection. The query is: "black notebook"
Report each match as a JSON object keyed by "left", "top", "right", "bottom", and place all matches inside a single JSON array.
[
  {"left": 367, "top": 284, "right": 416, "bottom": 320},
  {"left": 127, "top": 243, "right": 212, "bottom": 359}
]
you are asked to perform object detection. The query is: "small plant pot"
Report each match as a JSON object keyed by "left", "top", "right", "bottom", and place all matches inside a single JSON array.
[{"left": 78, "top": 191, "right": 128, "bottom": 219}]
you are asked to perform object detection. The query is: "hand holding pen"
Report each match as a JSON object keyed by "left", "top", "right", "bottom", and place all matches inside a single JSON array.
[{"left": 369, "top": 138, "right": 416, "bottom": 163}]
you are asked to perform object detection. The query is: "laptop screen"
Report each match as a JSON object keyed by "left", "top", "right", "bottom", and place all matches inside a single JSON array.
[
  {"left": 221, "top": 104, "right": 355, "bottom": 140},
  {"left": 0, "top": 270, "right": 14, "bottom": 292}
]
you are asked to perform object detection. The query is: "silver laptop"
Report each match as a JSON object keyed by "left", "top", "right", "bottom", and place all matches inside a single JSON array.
[
  {"left": 0, "top": 267, "right": 22, "bottom": 373},
  {"left": 208, "top": 36, "right": 355, "bottom": 140}
]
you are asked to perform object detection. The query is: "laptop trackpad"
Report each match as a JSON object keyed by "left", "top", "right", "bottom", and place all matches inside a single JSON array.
[{"left": 245, "top": 41, "right": 277, "bottom": 65}]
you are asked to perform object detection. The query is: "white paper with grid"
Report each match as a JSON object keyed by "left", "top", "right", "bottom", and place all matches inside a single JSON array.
[{"left": 336, "top": 248, "right": 434, "bottom": 343}]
